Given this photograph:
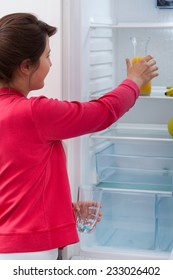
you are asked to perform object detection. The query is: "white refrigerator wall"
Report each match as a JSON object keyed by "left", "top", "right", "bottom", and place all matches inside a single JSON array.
[
  {"left": 115, "top": 0, "right": 173, "bottom": 90},
  {"left": 117, "top": 0, "right": 173, "bottom": 23},
  {"left": 0, "top": 0, "right": 62, "bottom": 99},
  {"left": 81, "top": 0, "right": 173, "bottom": 92}
]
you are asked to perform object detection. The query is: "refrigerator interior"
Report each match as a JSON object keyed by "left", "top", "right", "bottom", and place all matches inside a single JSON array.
[{"left": 63, "top": 0, "right": 173, "bottom": 259}]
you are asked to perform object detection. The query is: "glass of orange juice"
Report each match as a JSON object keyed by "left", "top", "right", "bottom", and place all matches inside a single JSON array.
[{"left": 131, "top": 37, "right": 151, "bottom": 96}]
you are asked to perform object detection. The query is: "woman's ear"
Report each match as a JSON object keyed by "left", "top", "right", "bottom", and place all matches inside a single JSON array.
[{"left": 19, "top": 59, "right": 32, "bottom": 75}]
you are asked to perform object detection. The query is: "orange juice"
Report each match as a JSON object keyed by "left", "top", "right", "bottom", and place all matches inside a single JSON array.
[{"left": 132, "top": 56, "right": 151, "bottom": 96}]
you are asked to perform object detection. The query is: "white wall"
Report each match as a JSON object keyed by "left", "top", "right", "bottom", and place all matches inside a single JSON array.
[{"left": 0, "top": 0, "right": 62, "bottom": 99}]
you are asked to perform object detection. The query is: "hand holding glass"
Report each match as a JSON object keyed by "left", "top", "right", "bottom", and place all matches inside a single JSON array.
[
  {"left": 131, "top": 36, "right": 151, "bottom": 95},
  {"left": 75, "top": 186, "right": 102, "bottom": 233}
]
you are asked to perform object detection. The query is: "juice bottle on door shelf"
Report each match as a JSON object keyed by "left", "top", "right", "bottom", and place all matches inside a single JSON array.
[{"left": 131, "top": 37, "right": 151, "bottom": 96}]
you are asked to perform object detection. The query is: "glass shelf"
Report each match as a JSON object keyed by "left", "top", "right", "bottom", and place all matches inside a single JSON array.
[
  {"left": 142, "top": 86, "right": 173, "bottom": 99},
  {"left": 97, "top": 182, "right": 172, "bottom": 195},
  {"left": 91, "top": 123, "right": 173, "bottom": 143},
  {"left": 90, "top": 86, "right": 172, "bottom": 100},
  {"left": 90, "top": 22, "right": 173, "bottom": 29}
]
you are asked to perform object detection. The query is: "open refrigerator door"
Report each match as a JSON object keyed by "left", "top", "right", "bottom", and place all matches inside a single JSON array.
[{"left": 62, "top": 0, "right": 173, "bottom": 260}]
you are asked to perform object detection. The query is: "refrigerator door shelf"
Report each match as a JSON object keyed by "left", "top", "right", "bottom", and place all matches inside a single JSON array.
[{"left": 79, "top": 189, "right": 173, "bottom": 256}]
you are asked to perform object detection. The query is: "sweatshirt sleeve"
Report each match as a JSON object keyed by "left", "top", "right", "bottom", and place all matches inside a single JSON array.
[{"left": 31, "top": 79, "right": 139, "bottom": 141}]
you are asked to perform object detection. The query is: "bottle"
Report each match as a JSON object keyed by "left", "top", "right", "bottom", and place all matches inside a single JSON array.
[{"left": 131, "top": 36, "right": 151, "bottom": 96}]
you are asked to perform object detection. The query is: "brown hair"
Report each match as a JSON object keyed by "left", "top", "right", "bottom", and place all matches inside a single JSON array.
[{"left": 0, "top": 13, "right": 57, "bottom": 83}]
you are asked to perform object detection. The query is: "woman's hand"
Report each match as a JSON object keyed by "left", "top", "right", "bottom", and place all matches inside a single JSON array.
[
  {"left": 126, "top": 55, "right": 159, "bottom": 89},
  {"left": 73, "top": 201, "right": 102, "bottom": 223}
]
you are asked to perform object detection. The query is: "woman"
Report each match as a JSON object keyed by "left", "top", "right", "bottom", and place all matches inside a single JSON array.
[{"left": 0, "top": 13, "right": 158, "bottom": 259}]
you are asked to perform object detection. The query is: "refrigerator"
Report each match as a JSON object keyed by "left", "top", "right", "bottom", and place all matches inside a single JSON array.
[{"left": 62, "top": 0, "right": 173, "bottom": 260}]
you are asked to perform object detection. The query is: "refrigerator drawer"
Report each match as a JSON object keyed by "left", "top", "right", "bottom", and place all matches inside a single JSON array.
[
  {"left": 157, "top": 195, "right": 173, "bottom": 251},
  {"left": 79, "top": 190, "right": 173, "bottom": 254},
  {"left": 95, "top": 142, "right": 173, "bottom": 194}
]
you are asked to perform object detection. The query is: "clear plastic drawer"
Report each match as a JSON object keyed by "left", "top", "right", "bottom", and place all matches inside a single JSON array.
[
  {"left": 79, "top": 189, "right": 173, "bottom": 254},
  {"left": 157, "top": 195, "right": 173, "bottom": 251}
]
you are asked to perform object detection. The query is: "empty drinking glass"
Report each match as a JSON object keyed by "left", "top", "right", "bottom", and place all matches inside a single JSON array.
[{"left": 76, "top": 186, "right": 103, "bottom": 233}]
